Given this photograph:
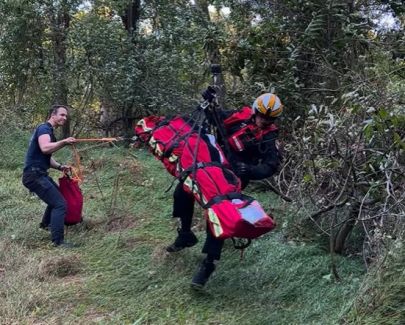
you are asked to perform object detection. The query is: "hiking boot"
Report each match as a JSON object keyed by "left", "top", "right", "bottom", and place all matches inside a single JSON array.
[
  {"left": 166, "top": 228, "right": 198, "bottom": 253},
  {"left": 39, "top": 222, "right": 49, "bottom": 231},
  {"left": 53, "top": 241, "right": 78, "bottom": 249},
  {"left": 191, "top": 259, "right": 215, "bottom": 289}
]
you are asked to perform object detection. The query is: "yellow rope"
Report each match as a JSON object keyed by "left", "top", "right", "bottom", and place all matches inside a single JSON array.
[
  {"left": 71, "top": 145, "right": 84, "bottom": 184},
  {"left": 68, "top": 137, "right": 120, "bottom": 183}
]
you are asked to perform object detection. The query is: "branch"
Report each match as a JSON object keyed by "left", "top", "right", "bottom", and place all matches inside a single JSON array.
[
  {"left": 261, "top": 179, "right": 293, "bottom": 202},
  {"left": 309, "top": 197, "right": 350, "bottom": 221}
]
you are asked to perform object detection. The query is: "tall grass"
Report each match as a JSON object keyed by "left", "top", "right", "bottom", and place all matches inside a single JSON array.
[
  {"left": 1, "top": 129, "right": 400, "bottom": 324},
  {"left": 343, "top": 242, "right": 405, "bottom": 324}
]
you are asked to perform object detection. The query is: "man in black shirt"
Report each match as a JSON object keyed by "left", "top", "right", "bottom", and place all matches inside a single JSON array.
[{"left": 22, "top": 105, "right": 76, "bottom": 247}]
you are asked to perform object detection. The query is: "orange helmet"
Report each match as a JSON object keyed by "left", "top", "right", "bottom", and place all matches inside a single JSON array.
[{"left": 252, "top": 93, "right": 283, "bottom": 118}]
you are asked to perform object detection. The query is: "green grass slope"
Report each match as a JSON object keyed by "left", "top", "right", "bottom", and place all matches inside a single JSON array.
[{"left": 1, "top": 143, "right": 366, "bottom": 324}]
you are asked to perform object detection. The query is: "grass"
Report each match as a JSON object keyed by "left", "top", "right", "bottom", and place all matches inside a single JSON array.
[
  {"left": 0, "top": 137, "right": 389, "bottom": 324},
  {"left": 343, "top": 242, "right": 405, "bottom": 325}
]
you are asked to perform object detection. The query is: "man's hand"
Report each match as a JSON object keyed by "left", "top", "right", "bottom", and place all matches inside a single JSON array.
[
  {"left": 202, "top": 86, "right": 216, "bottom": 102},
  {"left": 58, "top": 164, "right": 72, "bottom": 173},
  {"left": 234, "top": 162, "right": 251, "bottom": 177},
  {"left": 63, "top": 137, "right": 76, "bottom": 145}
]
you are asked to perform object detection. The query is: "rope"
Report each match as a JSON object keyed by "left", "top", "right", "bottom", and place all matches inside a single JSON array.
[
  {"left": 70, "top": 144, "right": 84, "bottom": 183},
  {"left": 74, "top": 137, "right": 118, "bottom": 143},
  {"left": 66, "top": 137, "right": 121, "bottom": 183}
]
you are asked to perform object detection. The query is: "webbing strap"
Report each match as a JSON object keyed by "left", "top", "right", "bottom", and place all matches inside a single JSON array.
[
  {"left": 156, "top": 111, "right": 205, "bottom": 161},
  {"left": 179, "top": 161, "right": 224, "bottom": 180},
  {"left": 202, "top": 192, "right": 254, "bottom": 209},
  {"left": 162, "top": 110, "right": 207, "bottom": 193}
]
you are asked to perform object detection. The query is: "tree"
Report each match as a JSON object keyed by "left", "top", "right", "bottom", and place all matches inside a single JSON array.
[{"left": 45, "top": 0, "right": 80, "bottom": 137}]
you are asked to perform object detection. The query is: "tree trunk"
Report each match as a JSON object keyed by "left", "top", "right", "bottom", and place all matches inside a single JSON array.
[
  {"left": 119, "top": 1, "right": 141, "bottom": 140},
  {"left": 48, "top": 1, "right": 70, "bottom": 138},
  {"left": 195, "top": 0, "right": 226, "bottom": 108},
  {"left": 120, "top": 0, "right": 141, "bottom": 35},
  {"left": 334, "top": 203, "right": 359, "bottom": 254}
]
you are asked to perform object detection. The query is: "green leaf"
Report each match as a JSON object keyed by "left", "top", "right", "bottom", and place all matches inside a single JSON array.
[{"left": 378, "top": 109, "right": 388, "bottom": 120}]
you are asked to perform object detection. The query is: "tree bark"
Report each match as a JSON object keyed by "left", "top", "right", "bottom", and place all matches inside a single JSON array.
[
  {"left": 334, "top": 203, "right": 359, "bottom": 254},
  {"left": 48, "top": 0, "right": 70, "bottom": 138},
  {"left": 195, "top": 0, "right": 227, "bottom": 108},
  {"left": 120, "top": 0, "right": 141, "bottom": 35},
  {"left": 118, "top": 1, "right": 141, "bottom": 141}
]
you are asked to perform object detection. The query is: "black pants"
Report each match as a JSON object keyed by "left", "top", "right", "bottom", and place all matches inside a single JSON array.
[
  {"left": 173, "top": 183, "right": 224, "bottom": 260},
  {"left": 22, "top": 170, "right": 66, "bottom": 244}
]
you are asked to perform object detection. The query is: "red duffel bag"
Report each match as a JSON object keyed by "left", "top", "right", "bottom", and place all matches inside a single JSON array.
[{"left": 59, "top": 175, "right": 83, "bottom": 225}]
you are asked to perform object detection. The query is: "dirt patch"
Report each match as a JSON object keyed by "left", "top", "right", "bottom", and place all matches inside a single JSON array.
[
  {"left": 151, "top": 244, "right": 171, "bottom": 263},
  {"left": 63, "top": 274, "right": 84, "bottom": 284},
  {"left": 38, "top": 255, "right": 82, "bottom": 279},
  {"left": 83, "top": 308, "right": 113, "bottom": 323},
  {"left": 154, "top": 247, "right": 195, "bottom": 273},
  {"left": 87, "top": 157, "right": 108, "bottom": 171},
  {"left": 119, "top": 158, "right": 142, "bottom": 176},
  {"left": 78, "top": 218, "right": 104, "bottom": 231},
  {"left": 149, "top": 242, "right": 197, "bottom": 273},
  {"left": 105, "top": 216, "right": 137, "bottom": 232},
  {"left": 117, "top": 158, "right": 145, "bottom": 185},
  {"left": 117, "top": 237, "right": 140, "bottom": 249}
]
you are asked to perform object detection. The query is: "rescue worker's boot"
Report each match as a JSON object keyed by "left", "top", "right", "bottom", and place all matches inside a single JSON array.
[
  {"left": 166, "top": 228, "right": 198, "bottom": 252},
  {"left": 191, "top": 258, "right": 215, "bottom": 289}
]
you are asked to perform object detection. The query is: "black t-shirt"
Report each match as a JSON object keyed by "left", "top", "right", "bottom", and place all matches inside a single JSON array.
[{"left": 24, "top": 122, "right": 56, "bottom": 172}]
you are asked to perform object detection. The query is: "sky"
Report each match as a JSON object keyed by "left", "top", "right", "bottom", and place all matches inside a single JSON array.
[{"left": 78, "top": 1, "right": 400, "bottom": 32}]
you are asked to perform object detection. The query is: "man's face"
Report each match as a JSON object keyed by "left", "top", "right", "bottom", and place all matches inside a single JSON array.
[
  {"left": 254, "top": 114, "right": 273, "bottom": 129},
  {"left": 52, "top": 107, "right": 68, "bottom": 126}
]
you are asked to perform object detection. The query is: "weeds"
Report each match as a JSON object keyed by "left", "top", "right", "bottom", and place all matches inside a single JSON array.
[{"left": 1, "top": 137, "right": 395, "bottom": 324}]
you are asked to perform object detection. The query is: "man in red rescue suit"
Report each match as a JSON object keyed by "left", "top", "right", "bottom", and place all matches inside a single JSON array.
[{"left": 166, "top": 91, "right": 283, "bottom": 289}]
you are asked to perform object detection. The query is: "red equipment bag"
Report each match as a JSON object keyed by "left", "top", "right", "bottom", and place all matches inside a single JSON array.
[
  {"left": 205, "top": 199, "right": 276, "bottom": 239},
  {"left": 179, "top": 133, "right": 275, "bottom": 240},
  {"left": 134, "top": 115, "right": 165, "bottom": 143},
  {"left": 135, "top": 116, "right": 193, "bottom": 176},
  {"left": 59, "top": 175, "right": 83, "bottom": 226},
  {"left": 134, "top": 114, "right": 277, "bottom": 240}
]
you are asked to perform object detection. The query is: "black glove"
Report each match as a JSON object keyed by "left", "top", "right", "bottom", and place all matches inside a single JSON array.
[
  {"left": 234, "top": 162, "right": 251, "bottom": 177},
  {"left": 201, "top": 86, "right": 216, "bottom": 102}
]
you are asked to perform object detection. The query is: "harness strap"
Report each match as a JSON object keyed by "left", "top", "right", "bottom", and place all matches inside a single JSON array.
[
  {"left": 202, "top": 192, "right": 254, "bottom": 209},
  {"left": 154, "top": 112, "right": 204, "bottom": 160},
  {"left": 179, "top": 161, "right": 224, "bottom": 178}
]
